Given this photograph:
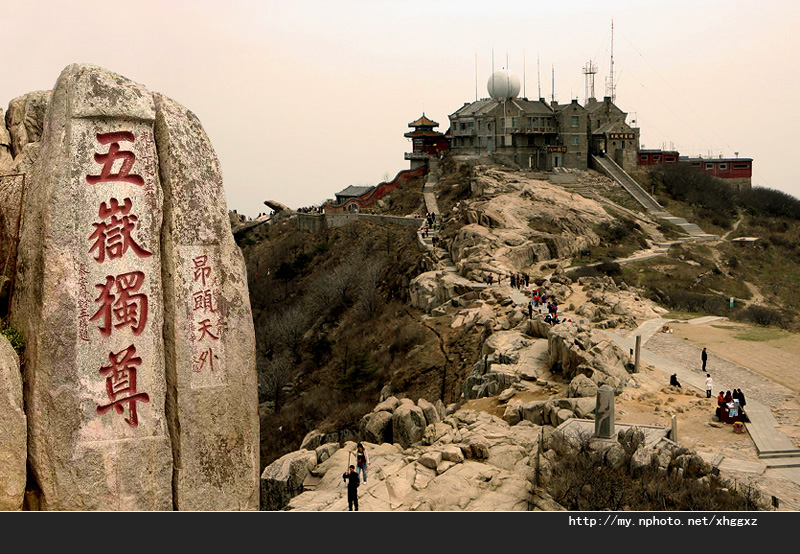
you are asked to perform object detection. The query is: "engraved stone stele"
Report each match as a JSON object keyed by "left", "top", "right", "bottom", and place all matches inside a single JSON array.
[
  {"left": 12, "top": 64, "right": 172, "bottom": 510},
  {"left": 0, "top": 335, "right": 26, "bottom": 510},
  {"left": 594, "top": 384, "right": 615, "bottom": 439},
  {"left": 155, "top": 93, "right": 259, "bottom": 510}
]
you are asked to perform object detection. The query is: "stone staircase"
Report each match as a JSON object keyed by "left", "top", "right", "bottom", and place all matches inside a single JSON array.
[
  {"left": 419, "top": 160, "right": 458, "bottom": 274},
  {"left": 591, "top": 154, "right": 718, "bottom": 242}
]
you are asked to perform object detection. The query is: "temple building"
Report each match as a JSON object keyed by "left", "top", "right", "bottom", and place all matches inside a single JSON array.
[{"left": 403, "top": 114, "right": 449, "bottom": 170}]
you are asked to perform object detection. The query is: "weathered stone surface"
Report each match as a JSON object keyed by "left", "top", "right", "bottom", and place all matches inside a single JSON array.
[
  {"left": 392, "top": 403, "right": 426, "bottom": 448},
  {"left": 12, "top": 64, "right": 172, "bottom": 510},
  {"left": 502, "top": 402, "right": 521, "bottom": 426},
  {"left": 568, "top": 373, "right": 599, "bottom": 398},
  {"left": 373, "top": 396, "right": 400, "bottom": 413},
  {"left": 417, "top": 398, "right": 440, "bottom": 426},
  {"left": 300, "top": 429, "right": 325, "bottom": 451},
  {"left": 0, "top": 336, "right": 25, "bottom": 510},
  {"left": 361, "top": 410, "right": 393, "bottom": 444},
  {"left": 4, "top": 90, "right": 51, "bottom": 158},
  {"left": 155, "top": 93, "right": 259, "bottom": 510},
  {"left": 0, "top": 110, "right": 12, "bottom": 169},
  {"left": 260, "top": 450, "right": 317, "bottom": 511}
]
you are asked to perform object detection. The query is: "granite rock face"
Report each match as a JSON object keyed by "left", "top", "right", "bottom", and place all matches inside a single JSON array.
[
  {"left": 0, "top": 336, "right": 25, "bottom": 510},
  {"left": 155, "top": 94, "right": 259, "bottom": 511},
  {"left": 13, "top": 64, "right": 173, "bottom": 510},
  {"left": 10, "top": 64, "right": 258, "bottom": 510}
]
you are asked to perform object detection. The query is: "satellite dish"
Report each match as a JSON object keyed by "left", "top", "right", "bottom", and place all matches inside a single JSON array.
[{"left": 487, "top": 70, "right": 520, "bottom": 101}]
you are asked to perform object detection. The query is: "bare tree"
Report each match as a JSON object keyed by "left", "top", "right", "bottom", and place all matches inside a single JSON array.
[
  {"left": 358, "top": 256, "right": 386, "bottom": 319},
  {"left": 273, "top": 303, "right": 308, "bottom": 362},
  {"left": 257, "top": 354, "right": 293, "bottom": 412}
]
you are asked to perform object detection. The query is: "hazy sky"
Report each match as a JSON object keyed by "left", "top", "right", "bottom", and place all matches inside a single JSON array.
[{"left": 2, "top": 0, "right": 799, "bottom": 216}]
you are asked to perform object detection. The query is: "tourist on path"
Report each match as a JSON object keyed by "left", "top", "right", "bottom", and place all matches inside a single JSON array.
[
  {"left": 670, "top": 373, "right": 681, "bottom": 388},
  {"left": 351, "top": 443, "right": 369, "bottom": 484},
  {"left": 343, "top": 465, "right": 360, "bottom": 511},
  {"left": 705, "top": 374, "right": 713, "bottom": 398},
  {"left": 701, "top": 347, "right": 708, "bottom": 371}
]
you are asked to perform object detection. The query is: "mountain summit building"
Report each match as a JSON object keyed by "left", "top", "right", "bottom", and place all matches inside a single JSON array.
[{"left": 447, "top": 70, "right": 639, "bottom": 172}]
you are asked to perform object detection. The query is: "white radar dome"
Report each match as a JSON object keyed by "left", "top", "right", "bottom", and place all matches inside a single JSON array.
[{"left": 487, "top": 70, "right": 521, "bottom": 101}]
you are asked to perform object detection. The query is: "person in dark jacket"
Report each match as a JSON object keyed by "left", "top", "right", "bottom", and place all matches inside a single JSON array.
[
  {"left": 701, "top": 347, "right": 708, "bottom": 371},
  {"left": 343, "top": 465, "right": 360, "bottom": 511}
]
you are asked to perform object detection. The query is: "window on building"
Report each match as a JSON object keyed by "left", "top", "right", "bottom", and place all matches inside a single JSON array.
[
  {"left": 653, "top": 155, "right": 661, "bottom": 162},
  {"left": 501, "top": 119, "right": 505, "bottom": 129},
  {"left": 733, "top": 163, "right": 748, "bottom": 169},
  {"left": 512, "top": 117, "right": 518, "bottom": 127},
  {"left": 665, "top": 156, "right": 676, "bottom": 163},
  {"left": 571, "top": 135, "right": 579, "bottom": 146},
  {"left": 460, "top": 123, "right": 465, "bottom": 130},
  {"left": 640, "top": 155, "right": 648, "bottom": 162},
  {"left": 719, "top": 163, "right": 728, "bottom": 170},
  {"left": 571, "top": 116, "right": 579, "bottom": 127},
  {"left": 705, "top": 163, "right": 714, "bottom": 170}
]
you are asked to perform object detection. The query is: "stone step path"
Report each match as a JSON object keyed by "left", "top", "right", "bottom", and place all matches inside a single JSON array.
[
  {"left": 604, "top": 317, "right": 800, "bottom": 468},
  {"left": 591, "top": 154, "right": 718, "bottom": 242}
]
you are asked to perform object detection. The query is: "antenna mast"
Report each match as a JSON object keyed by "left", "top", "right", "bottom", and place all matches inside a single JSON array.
[
  {"left": 551, "top": 64, "right": 555, "bottom": 103},
  {"left": 582, "top": 60, "right": 598, "bottom": 103},
  {"left": 523, "top": 50, "right": 526, "bottom": 98},
  {"left": 605, "top": 18, "right": 616, "bottom": 102},
  {"left": 537, "top": 55, "right": 541, "bottom": 99},
  {"left": 475, "top": 51, "right": 478, "bottom": 101}
]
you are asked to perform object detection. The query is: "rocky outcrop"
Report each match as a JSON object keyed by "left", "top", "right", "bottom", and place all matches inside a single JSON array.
[
  {"left": 575, "top": 276, "right": 668, "bottom": 322},
  {"left": 9, "top": 64, "right": 258, "bottom": 511},
  {"left": 0, "top": 336, "right": 25, "bottom": 510},
  {"left": 12, "top": 64, "right": 174, "bottom": 510},
  {"left": 260, "top": 450, "right": 317, "bottom": 511},
  {"left": 156, "top": 93, "right": 259, "bottom": 510},
  {"left": 284, "top": 409, "right": 546, "bottom": 511},
  {"left": 5, "top": 91, "right": 51, "bottom": 159},
  {"left": 408, "top": 270, "right": 477, "bottom": 313},
  {"left": 547, "top": 322, "right": 631, "bottom": 389},
  {"left": 446, "top": 167, "right": 613, "bottom": 281}
]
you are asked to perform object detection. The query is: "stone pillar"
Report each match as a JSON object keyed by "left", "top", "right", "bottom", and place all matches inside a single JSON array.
[
  {"left": 671, "top": 415, "right": 678, "bottom": 443},
  {"left": 634, "top": 334, "right": 641, "bottom": 373},
  {"left": 594, "top": 385, "right": 615, "bottom": 439},
  {"left": 155, "top": 94, "right": 259, "bottom": 510},
  {"left": 12, "top": 64, "right": 172, "bottom": 510}
]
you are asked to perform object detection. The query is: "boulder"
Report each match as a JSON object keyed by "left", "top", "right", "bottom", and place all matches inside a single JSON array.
[
  {"left": 373, "top": 396, "right": 400, "bottom": 413},
  {"left": 520, "top": 400, "right": 548, "bottom": 425},
  {"left": 260, "top": 450, "right": 317, "bottom": 511},
  {"left": 315, "top": 443, "right": 340, "bottom": 464},
  {"left": 12, "top": 64, "right": 173, "bottom": 510},
  {"left": 361, "top": 410, "right": 393, "bottom": 444},
  {"left": 0, "top": 336, "right": 25, "bottom": 510},
  {"left": 4, "top": 90, "right": 51, "bottom": 157},
  {"left": 419, "top": 451, "right": 443, "bottom": 470},
  {"left": 300, "top": 430, "right": 325, "bottom": 451},
  {"left": 417, "top": 398, "right": 441, "bottom": 426},
  {"left": 568, "top": 374, "right": 599, "bottom": 398},
  {"left": 155, "top": 91, "right": 260, "bottom": 511},
  {"left": 502, "top": 403, "right": 522, "bottom": 426},
  {"left": 392, "top": 403, "right": 427, "bottom": 448}
]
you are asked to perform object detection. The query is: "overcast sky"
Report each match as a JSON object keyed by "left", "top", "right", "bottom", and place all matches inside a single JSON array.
[{"left": 2, "top": 0, "right": 798, "bottom": 216}]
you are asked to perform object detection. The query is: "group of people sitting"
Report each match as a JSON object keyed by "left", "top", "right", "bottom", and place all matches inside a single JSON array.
[{"left": 716, "top": 389, "right": 749, "bottom": 424}]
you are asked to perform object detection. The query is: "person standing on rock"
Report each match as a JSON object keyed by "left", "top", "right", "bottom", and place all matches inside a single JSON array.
[
  {"left": 705, "top": 374, "right": 713, "bottom": 398},
  {"left": 351, "top": 443, "right": 370, "bottom": 484},
  {"left": 701, "top": 347, "right": 708, "bottom": 371},
  {"left": 343, "top": 465, "right": 360, "bottom": 511}
]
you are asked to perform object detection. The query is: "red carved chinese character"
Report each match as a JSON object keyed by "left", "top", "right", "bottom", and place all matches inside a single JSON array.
[
  {"left": 96, "top": 344, "right": 150, "bottom": 427},
  {"left": 90, "top": 271, "right": 148, "bottom": 337},
  {"left": 192, "top": 289, "right": 215, "bottom": 312},
  {"left": 197, "top": 318, "right": 219, "bottom": 341},
  {"left": 88, "top": 197, "right": 152, "bottom": 263},
  {"left": 85, "top": 131, "right": 145, "bottom": 187},
  {"left": 193, "top": 255, "right": 211, "bottom": 286},
  {"left": 193, "top": 347, "right": 214, "bottom": 372}
]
